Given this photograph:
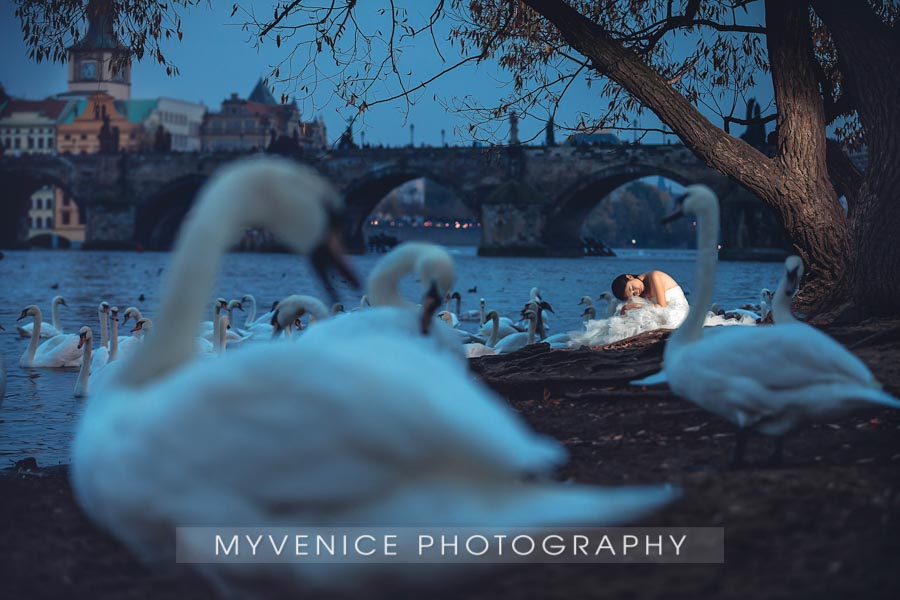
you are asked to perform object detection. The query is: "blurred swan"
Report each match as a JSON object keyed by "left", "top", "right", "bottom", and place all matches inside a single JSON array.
[
  {"left": 659, "top": 187, "right": 900, "bottom": 465},
  {"left": 17, "top": 305, "right": 82, "bottom": 368},
  {"left": 17, "top": 295, "right": 68, "bottom": 338},
  {"left": 71, "top": 157, "right": 675, "bottom": 593}
]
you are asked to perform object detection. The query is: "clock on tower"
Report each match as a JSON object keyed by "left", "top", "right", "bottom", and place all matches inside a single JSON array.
[{"left": 80, "top": 61, "right": 97, "bottom": 80}]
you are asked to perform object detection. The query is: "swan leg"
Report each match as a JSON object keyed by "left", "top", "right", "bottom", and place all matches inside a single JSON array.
[{"left": 730, "top": 429, "right": 749, "bottom": 468}]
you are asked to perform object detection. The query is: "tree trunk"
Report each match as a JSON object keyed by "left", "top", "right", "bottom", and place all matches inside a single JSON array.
[
  {"left": 521, "top": 0, "right": 850, "bottom": 314},
  {"left": 813, "top": 0, "right": 900, "bottom": 318}
]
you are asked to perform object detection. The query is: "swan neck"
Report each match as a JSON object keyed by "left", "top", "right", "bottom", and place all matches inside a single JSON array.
[
  {"left": 367, "top": 243, "right": 424, "bottom": 307},
  {"left": 76, "top": 340, "right": 92, "bottom": 396},
  {"left": 489, "top": 315, "right": 500, "bottom": 347},
  {"left": 244, "top": 296, "right": 256, "bottom": 327},
  {"left": 28, "top": 311, "right": 42, "bottom": 361},
  {"left": 771, "top": 277, "right": 799, "bottom": 325},
  {"left": 666, "top": 202, "right": 719, "bottom": 362},
  {"left": 109, "top": 318, "right": 118, "bottom": 362},
  {"left": 51, "top": 300, "right": 62, "bottom": 332},
  {"left": 117, "top": 183, "right": 246, "bottom": 388},
  {"left": 527, "top": 316, "right": 536, "bottom": 345},
  {"left": 98, "top": 309, "right": 109, "bottom": 348}
]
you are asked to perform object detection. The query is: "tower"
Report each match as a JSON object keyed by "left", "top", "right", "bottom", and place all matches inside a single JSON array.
[
  {"left": 67, "top": 0, "right": 131, "bottom": 100},
  {"left": 509, "top": 110, "right": 519, "bottom": 145}
]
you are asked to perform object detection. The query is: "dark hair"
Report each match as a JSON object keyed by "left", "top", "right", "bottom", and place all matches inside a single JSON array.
[{"left": 611, "top": 274, "right": 633, "bottom": 301}]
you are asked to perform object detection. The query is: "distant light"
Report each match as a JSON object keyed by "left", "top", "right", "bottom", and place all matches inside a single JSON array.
[
  {"left": 631, "top": 239, "right": 636, "bottom": 245},
  {"left": 454, "top": 221, "right": 461, "bottom": 229},
  {"left": 717, "top": 244, "right": 722, "bottom": 250},
  {"left": 424, "top": 220, "right": 433, "bottom": 227},
  {"left": 371, "top": 219, "right": 379, "bottom": 226}
]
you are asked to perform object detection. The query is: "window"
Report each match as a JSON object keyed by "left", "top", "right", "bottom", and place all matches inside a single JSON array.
[
  {"left": 3, "top": 139, "right": 9, "bottom": 149},
  {"left": 47, "top": 137, "right": 54, "bottom": 148},
  {"left": 63, "top": 197, "right": 70, "bottom": 207},
  {"left": 35, "top": 217, "right": 43, "bottom": 229},
  {"left": 62, "top": 212, "right": 71, "bottom": 225},
  {"left": 38, "top": 138, "right": 44, "bottom": 149},
  {"left": 80, "top": 134, "right": 87, "bottom": 140},
  {"left": 46, "top": 217, "right": 52, "bottom": 229},
  {"left": 36, "top": 198, "right": 43, "bottom": 209},
  {"left": 64, "top": 134, "right": 71, "bottom": 140},
  {"left": 14, "top": 139, "right": 20, "bottom": 149},
  {"left": 28, "top": 138, "right": 34, "bottom": 149}
]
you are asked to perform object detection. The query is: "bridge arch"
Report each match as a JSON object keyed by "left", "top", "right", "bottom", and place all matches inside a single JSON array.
[
  {"left": 0, "top": 167, "right": 83, "bottom": 248},
  {"left": 341, "top": 165, "right": 477, "bottom": 253},
  {"left": 135, "top": 174, "right": 208, "bottom": 250}
]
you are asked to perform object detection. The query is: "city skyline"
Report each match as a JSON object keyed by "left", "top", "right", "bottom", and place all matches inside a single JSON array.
[{"left": 0, "top": 1, "right": 774, "bottom": 148}]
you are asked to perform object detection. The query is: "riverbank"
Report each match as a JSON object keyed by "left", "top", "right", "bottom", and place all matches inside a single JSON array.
[{"left": 2, "top": 319, "right": 899, "bottom": 599}]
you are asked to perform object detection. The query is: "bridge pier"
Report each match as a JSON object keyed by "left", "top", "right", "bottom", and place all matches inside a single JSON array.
[{"left": 84, "top": 204, "right": 138, "bottom": 250}]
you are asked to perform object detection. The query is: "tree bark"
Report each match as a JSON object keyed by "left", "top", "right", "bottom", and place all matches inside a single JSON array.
[
  {"left": 521, "top": 0, "right": 853, "bottom": 313},
  {"left": 812, "top": 0, "right": 900, "bottom": 318}
]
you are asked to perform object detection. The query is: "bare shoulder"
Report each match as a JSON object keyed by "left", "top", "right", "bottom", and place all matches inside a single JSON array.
[{"left": 646, "top": 270, "right": 678, "bottom": 288}]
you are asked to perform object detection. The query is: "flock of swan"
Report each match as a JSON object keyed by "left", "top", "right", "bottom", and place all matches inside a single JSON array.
[{"left": 1, "top": 157, "right": 897, "bottom": 593}]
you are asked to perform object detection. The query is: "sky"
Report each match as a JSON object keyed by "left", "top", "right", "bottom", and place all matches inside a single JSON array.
[{"left": 0, "top": 1, "right": 773, "bottom": 148}]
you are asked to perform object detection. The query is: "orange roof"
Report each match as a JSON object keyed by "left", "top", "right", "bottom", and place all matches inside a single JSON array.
[{"left": 1, "top": 98, "right": 71, "bottom": 121}]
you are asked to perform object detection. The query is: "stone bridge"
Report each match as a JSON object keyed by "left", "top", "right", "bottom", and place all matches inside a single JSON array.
[{"left": 0, "top": 145, "right": 790, "bottom": 257}]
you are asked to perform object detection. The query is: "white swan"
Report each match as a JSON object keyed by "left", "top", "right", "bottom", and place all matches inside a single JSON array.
[
  {"left": 73, "top": 326, "right": 93, "bottom": 398},
  {"left": 76, "top": 156, "right": 674, "bottom": 593},
  {"left": 96, "top": 301, "right": 111, "bottom": 348},
  {"left": 17, "top": 305, "right": 83, "bottom": 368},
  {"left": 17, "top": 295, "right": 67, "bottom": 338},
  {"left": 270, "top": 294, "right": 330, "bottom": 338},
  {"left": 597, "top": 292, "right": 618, "bottom": 318},
  {"left": 302, "top": 242, "right": 467, "bottom": 365},
  {"left": 493, "top": 309, "right": 539, "bottom": 354},
  {"left": 659, "top": 186, "right": 900, "bottom": 465},
  {"left": 582, "top": 305, "right": 597, "bottom": 321},
  {"left": 464, "top": 310, "right": 500, "bottom": 357},
  {"left": 91, "top": 306, "right": 120, "bottom": 371}
]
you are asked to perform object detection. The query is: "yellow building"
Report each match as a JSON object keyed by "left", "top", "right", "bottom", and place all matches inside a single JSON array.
[{"left": 56, "top": 92, "right": 141, "bottom": 154}]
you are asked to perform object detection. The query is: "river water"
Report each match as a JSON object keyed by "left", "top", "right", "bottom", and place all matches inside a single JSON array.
[{"left": 0, "top": 247, "right": 781, "bottom": 465}]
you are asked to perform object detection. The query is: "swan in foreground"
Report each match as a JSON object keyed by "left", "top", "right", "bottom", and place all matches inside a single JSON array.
[
  {"left": 17, "top": 295, "right": 67, "bottom": 338},
  {"left": 70, "top": 156, "right": 674, "bottom": 594},
  {"left": 659, "top": 186, "right": 900, "bottom": 466},
  {"left": 17, "top": 305, "right": 83, "bottom": 368}
]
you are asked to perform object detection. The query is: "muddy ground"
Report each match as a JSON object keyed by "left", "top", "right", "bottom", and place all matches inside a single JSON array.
[{"left": 1, "top": 319, "right": 899, "bottom": 599}]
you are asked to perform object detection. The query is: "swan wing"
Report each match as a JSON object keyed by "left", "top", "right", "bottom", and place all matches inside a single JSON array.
[
  {"left": 33, "top": 334, "right": 83, "bottom": 367},
  {"left": 73, "top": 336, "right": 565, "bottom": 546}
]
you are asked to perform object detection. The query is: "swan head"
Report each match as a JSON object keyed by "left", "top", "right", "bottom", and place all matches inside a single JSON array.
[
  {"left": 598, "top": 291, "right": 613, "bottom": 303},
  {"left": 662, "top": 184, "right": 718, "bottom": 223},
  {"left": 110, "top": 307, "right": 119, "bottom": 322},
  {"left": 480, "top": 297, "right": 485, "bottom": 307},
  {"left": 122, "top": 307, "right": 141, "bottom": 324},
  {"left": 485, "top": 309, "right": 500, "bottom": 323},
  {"left": 529, "top": 287, "right": 543, "bottom": 302},
  {"left": 582, "top": 306, "right": 596, "bottom": 319},
  {"left": 227, "top": 299, "right": 244, "bottom": 312},
  {"left": 521, "top": 309, "right": 537, "bottom": 322},
  {"left": 579, "top": 295, "right": 593, "bottom": 306},
  {"left": 53, "top": 295, "right": 68, "bottom": 307},
  {"left": 451, "top": 291, "right": 461, "bottom": 301},
  {"left": 131, "top": 318, "right": 152, "bottom": 334},
  {"left": 416, "top": 247, "right": 456, "bottom": 335},
  {"left": 270, "top": 294, "right": 329, "bottom": 337},
  {"left": 99, "top": 301, "right": 110, "bottom": 314},
  {"left": 77, "top": 326, "right": 93, "bottom": 349},
  {"left": 17, "top": 305, "right": 40, "bottom": 321},
  {"left": 437, "top": 310, "right": 454, "bottom": 324},
  {"left": 522, "top": 299, "right": 554, "bottom": 316},
  {"left": 240, "top": 294, "right": 255, "bottom": 305},
  {"left": 760, "top": 288, "right": 774, "bottom": 303},
  {"left": 214, "top": 298, "right": 227, "bottom": 313},
  {"left": 783, "top": 255, "right": 805, "bottom": 296},
  {"left": 331, "top": 303, "right": 345, "bottom": 314}
]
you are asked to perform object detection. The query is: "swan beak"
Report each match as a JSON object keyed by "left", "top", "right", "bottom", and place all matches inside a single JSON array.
[
  {"left": 60, "top": 299, "right": 68, "bottom": 306},
  {"left": 77, "top": 333, "right": 86, "bottom": 349},
  {"left": 661, "top": 208, "right": 684, "bottom": 224},
  {"left": 310, "top": 229, "right": 360, "bottom": 302},
  {"left": 785, "top": 267, "right": 801, "bottom": 296},
  {"left": 420, "top": 284, "right": 442, "bottom": 335},
  {"left": 235, "top": 303, "right": 244, "bottom": 311},
  {"left": 0, "top": 323, "right": 5, "bottom": 331},
  {"left": 16, "top": 310, "right": 28, "bottom": 321},
  {"left": 541, "top": 301, "right": 555, "bottom": 314},
  {"left": 130, "top": 324, "right": 141, "bottom": 333}
]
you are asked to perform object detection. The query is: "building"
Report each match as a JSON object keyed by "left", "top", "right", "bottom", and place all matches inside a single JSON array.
[
  {"left": 62, "top": 0, "right": 132, "bottom": 101},
  {"left": 56, "top": 91, "right": 142, "bottom": 154},
  {"left": 202, "top": 79, "right": 327, "bottom": 152},
  {"left": 0, "top": 98, "right": 72, "bottom": 155},
  {"left": 26, "top": 186, "right": 85, "bottom": 247},
  {"left": 139, "top": 98, "right": 206, "bottom": 152}
]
